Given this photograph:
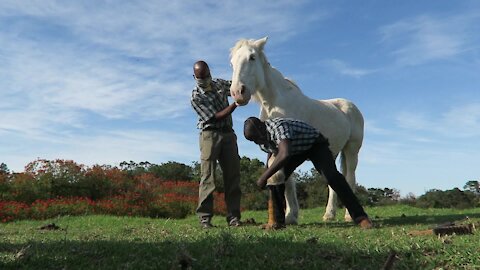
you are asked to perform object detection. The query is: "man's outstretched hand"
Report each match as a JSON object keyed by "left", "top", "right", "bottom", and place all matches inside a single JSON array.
[{"left": 256, "top": 177, "right": 268, "bottom": 190}]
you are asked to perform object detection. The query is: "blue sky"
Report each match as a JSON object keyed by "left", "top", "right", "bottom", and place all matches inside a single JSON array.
[{"left": 1, "top": 1, "right": 479, "bottom": 196}]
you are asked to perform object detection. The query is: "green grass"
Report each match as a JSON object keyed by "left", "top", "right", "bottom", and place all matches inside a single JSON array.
[{"left": 1, "top": 205, "right": 479, "bottom": 269}]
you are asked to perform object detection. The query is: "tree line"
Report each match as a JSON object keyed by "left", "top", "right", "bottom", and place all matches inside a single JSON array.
[{"left": 0, "top": 159, "right": 479, "bottom": 209}]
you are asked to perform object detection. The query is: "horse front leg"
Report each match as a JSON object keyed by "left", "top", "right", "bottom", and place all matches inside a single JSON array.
[{"left": 267, "top": 156, "right": 299, "bottom": 225}]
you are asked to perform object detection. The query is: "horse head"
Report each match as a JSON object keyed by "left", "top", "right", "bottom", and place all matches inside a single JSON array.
[{"left": 229, "top": 37, "right": 269, "bottom": 106}]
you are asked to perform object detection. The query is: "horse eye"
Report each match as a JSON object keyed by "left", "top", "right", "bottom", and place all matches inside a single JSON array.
[{"left": 249, "top": 55, "right": 255, "bottom": 61}]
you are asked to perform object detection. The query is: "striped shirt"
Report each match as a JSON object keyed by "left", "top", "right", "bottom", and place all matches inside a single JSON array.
[
  {"left": 260, "top": 118, "right": 325, "bottom": 155},
  {"left": 191, "top": 78, "right": 232, "bottom": 130}
]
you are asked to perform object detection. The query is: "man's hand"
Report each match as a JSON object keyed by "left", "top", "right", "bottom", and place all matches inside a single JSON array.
[
  {"left": 256, "top": 177, "right": 268, "bottom": 190},
  {"left": 256, "top": 140, "right": 291, "bottom": 191}
]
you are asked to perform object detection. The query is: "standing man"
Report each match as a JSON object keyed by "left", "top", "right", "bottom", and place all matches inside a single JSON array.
[
  {"left": 243, "top": 116, "right": 373, "bottom": 230},
  {"left": 191, "top": 60, "right": 242, "bottom": 228}
]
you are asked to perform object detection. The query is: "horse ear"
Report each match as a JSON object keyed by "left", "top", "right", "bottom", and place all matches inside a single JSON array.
[{"left": 254, "top": 36, "right": 268, "bottom": 51}]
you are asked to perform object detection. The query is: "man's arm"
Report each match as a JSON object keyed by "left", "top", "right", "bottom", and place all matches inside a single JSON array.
[
  {"left": 213, "top": 102, "right": 237, "bottom": 120},
  {"left": 210, "top": 78, "right": 236, "bottom": 120},
  {"left": 256, "top": 139, "right": 291, "bottom": 189}
]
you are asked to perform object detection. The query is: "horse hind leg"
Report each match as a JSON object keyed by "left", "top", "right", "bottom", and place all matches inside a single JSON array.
[
  {"left": 340, "top": 142, "right": 361, "bottom": 222},
  {"left": 284, "top": 176, "right": 299, "bottom": 225},
  {"left": 323, "top": 143, "right": 360, "bottom": 222},
  {"left": 323, "top": 153, "right": 339, "bottom": 221}
]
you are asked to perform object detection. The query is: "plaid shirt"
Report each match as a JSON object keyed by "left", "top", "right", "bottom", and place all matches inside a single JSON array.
[
  {"left": 260, "top": 118, "right": 324, "bottom": 155},
  {"left": 191, "top": 78, "right": 232, "bottom": 130}
]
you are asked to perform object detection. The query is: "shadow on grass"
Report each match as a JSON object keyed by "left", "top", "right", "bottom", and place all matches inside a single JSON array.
[
  {"left": 0, "top": 234, "right": 399, "bottom": 270},
  {"left": 377, "top": 212, "right": 480, "bottom": 227},
  {"left": 296, "top": 210, "right": 480, "bottom": 229}
]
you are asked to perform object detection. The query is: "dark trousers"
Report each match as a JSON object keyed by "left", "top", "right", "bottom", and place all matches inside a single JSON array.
[{"left": 283, "top": 138, "right": 367, "bottom": 223}]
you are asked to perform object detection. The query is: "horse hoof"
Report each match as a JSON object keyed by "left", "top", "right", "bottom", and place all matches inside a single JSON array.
[
  {"left": 323, "top": 214, "right": 335, "bottom": 221},
  {"left": 285, "top": 216, "right": 298, "bottom": 225},
  {"left": 285, "top": 219, "right": 298, "bottom": 225},
  {"left": 344, "top": 216, "right": 353, "bottom": 222},
  {"left": 260, "top": 223, "right": 286, "bottom": 230}
]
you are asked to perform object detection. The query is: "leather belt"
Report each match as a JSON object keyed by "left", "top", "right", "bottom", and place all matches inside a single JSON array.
[{"left": 203, "top": 127, "right": 233, "bottom": 133}]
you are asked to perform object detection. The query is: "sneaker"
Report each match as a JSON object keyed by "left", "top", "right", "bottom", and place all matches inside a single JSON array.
[
  {"left": 228, "top": 217, "right": 242, "bottom": 227},
  {"left": 200, "top": 218, "right": 214, "bottom": 229}
]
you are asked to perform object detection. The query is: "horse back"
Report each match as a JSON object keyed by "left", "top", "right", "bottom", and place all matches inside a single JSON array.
[{"left": 292, "top": 97, "right": 364, "bottom": 154}]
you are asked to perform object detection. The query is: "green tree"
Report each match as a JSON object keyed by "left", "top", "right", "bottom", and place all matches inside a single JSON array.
[
  {"left": 296, "top": 169, "right": 329, "bottom": 209},
  {"left": 366, "top": 187, "right": 400, "bottom": 206},
  {"left": 463, "top": 180, "right": 480, "bottom": 195},
  {"left": 0, "top": 163, "right": 9, "bottom": 174},
  {"left": 81, "top": 165, "right": 115, "bottom": 200},
  {"left": 191, "top": 161, "right": 201, "bottom": 181},
  {"left": 119, "top": 161, "right": 152, "bottom": 176},
  {"left": 399, "top": 192, "right": 416, "bottom": 206},
  {"left": 416, "top": 188, "right": 477, "bottom": 209},
  {"left": 24, "top": 159, "right": 86, "bottom": 198},
  {"left": 238, "top": 156, "right": 267, "bottom": 210},
  {"left": 239, "top": 156, "right": 265, "bottom": 193},
  {"left": 148, "top": 161, "right": 194, "bottom": 181},
  {"left": 0, "top": 163, "right": 11, "bottom": 200},
  {"left": 355, "top": 184, "right": 369, "bottom": 206}
]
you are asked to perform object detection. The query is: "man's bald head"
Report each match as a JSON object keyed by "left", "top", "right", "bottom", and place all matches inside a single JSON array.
[
  {"left": 244, "top": 117, "right": 267, "bottom": 144},
  {"left": 193, "top": 60, "right": 211, "bottom": 79}
]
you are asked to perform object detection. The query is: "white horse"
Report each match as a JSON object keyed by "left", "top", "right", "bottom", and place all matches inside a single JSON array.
[{"left": 229, "top": 37, "right": 364, "bottom": 224}]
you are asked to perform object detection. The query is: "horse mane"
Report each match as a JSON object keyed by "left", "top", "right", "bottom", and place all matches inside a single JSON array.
[{"left": 259, "top": 52, "right": 302, "bottom": 94}]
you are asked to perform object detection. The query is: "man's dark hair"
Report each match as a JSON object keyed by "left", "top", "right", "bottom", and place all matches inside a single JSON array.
[
  {"left": 193, "top": 60, "right": 211, "bottom": 79},
  {"left": 244, "top": 117, "right": 264, "bottom": 141}
]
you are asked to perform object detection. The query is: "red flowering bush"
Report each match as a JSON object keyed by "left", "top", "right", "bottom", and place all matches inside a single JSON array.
[
  {"left": 0, "top": 159, "right": 232, "bottom": 222},
  {"left": 0, "top": 201, "right": 29, "bottom": 222}
]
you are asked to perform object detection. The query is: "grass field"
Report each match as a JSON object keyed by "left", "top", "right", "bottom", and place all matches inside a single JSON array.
[{"left": 1, "top": 205, "right": 479, "bottom": 269}]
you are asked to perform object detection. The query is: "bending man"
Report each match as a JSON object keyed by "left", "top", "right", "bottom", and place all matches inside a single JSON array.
[{"left": 243, "top": 116, "right": 372, "bottom": 230}]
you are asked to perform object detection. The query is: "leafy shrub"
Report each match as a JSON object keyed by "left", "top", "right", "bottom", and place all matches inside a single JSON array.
[
  {"left": 241, "top": 192, "right": 268, "bottom": 210},
  {"left": 416, "top": 188, "right": 477, "bottom": 209}
]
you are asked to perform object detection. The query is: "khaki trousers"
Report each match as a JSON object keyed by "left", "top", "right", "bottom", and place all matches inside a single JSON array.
[{"left": 197, "top": 130, "right": 241, "bottom": 222}]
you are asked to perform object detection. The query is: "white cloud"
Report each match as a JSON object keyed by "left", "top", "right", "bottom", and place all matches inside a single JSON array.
[
  {"left": 322, "top": 59, "right": 376, "bottom": 78},
  {"left": 0, "top": 0, "right": 322, "bottom": 118},
  {"left": 1, "top": 128, "right": 199, "bottom": 172},
  {"left": 0, "top": 0, "right": 326, "bottom": 171},
  {"left": 379, "top": 14, "right": 477, "bottom": 65},
  {"left": 395, "top": 111, "right": 432, "bottom": 130},
  {"left": 364, "top": 120, "right": 392, "bottom": 136},
  {"left": 396, "top": 103, "right": 480, "bottom": 138},
  {"left": 443, "top": 103, "right": 480, "bottom": 137}
]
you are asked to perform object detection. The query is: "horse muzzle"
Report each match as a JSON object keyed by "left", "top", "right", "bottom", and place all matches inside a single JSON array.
[{"left": 230, "top": 84, "right": 251, "bottom": 106}]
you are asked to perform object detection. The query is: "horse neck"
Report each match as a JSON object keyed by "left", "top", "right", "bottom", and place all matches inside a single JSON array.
[{"left": 255, "top": 58, "right": 301, "bottom": 115}]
